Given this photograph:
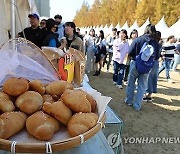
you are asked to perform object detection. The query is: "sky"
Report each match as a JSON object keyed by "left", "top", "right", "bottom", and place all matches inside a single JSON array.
[{"left": 50, "top": 0, "right": 94, "bottom": 22}]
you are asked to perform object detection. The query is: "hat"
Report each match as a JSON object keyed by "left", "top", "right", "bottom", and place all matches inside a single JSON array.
[
  {"left": 141, "top": 45, "right": 154, "bottom": 61},
  {"left": 28, "top": 13, "right": 39, "bottom": 20}
]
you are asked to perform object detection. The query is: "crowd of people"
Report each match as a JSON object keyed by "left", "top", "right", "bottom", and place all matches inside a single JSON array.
[
  {"left": 18, "top": 13, "right": 180, "bottom": 111},
  {"left": 18, "top": 13, "right": 84, "bottom": 53}
]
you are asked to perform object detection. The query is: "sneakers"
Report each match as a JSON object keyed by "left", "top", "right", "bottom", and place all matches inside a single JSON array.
[
  {"left": 113, "top": 81, "right": 117, "bottom": 85},
  {"left": 143, "top": 97, "right": 152, "bottom": 102},
  {"left": 116, "top": 85, "right": 123, "bottom": 89}
]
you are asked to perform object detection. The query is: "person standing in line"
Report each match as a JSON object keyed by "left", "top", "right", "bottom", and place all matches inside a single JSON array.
[
  {"left": 85, "top": 29, "right": 96, "bottom": 73},
  {"left": 124, "top": 24, "right": 159, "bottom": 111},
  {"left": 106, "top": 28, "right": 117, "bottom": 72},
  {"left": 112, "top": 29, "right": 129, "bottom": 89},
  {"left": 124, "top": 29, "right": 138, "bottom": 83},
  {"left": 54, "top": 14, "right": 64, "bottom": 41},
  {"left": 42, "top": 18, "right": 60, "bottom": 48},
  {"left": 18, "top": 13, "right": 44, "bottom": 48},
  {"left": 172, "top": 38, "right": 180, "bottom": 71},
  {"left": 64, "top": 22, "right": 84, "bottom": 53},
  {"left": 93, "top": 30, "right": 107, "bottom": 76},
  {"left": 144, "top": 31, "right": 162, "bottom": 102},
  {"left": 158, "top": 35, "right": 176, "bottom": 83}
]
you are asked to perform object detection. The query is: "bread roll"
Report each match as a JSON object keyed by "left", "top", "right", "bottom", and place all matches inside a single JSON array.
[
  {"left": 61, "top": 89, "right": 91, "bottom": 113},
  {"left": 0, "top": 98, "right": 15, "bottom": 112},
  {"left": 0, "top": 112, "right": 27, "bottom": 139},
  {"left": 42, "top": 94, "right": 54, "bottom": 103},
  {"left": 0, "top": 91, "right": 10, "bottom": 100},
  {"left": 68, "top": 113, "right": 98, "bottom": 137},
  {"left": 29, "top": 80, "right": 45, "bottom": 95},
  {"left": 15, "top": 91, "right": 43, "bottom": 115},
  {"left": 46, "top": 81, "right": 73, "bottom": 96},
  {"left": 43, "top": 101, "right": 72, "bottom": 125},
  {"left": 3, "top": 77, "right": 29, "bottom": 96},
  {"left": 82, "top": 91, "right": 97, "bottom": 113},
  {"left": 26, "top": 111, "right": 60, "bottom": 141}
]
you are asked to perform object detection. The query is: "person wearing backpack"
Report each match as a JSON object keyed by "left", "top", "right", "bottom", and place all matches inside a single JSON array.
[
  {"left": 124, "top": 24, "right": 159, "bottom": 111},
  {"left": 144, "top": 31, "right": 162, "bottom": 102}
]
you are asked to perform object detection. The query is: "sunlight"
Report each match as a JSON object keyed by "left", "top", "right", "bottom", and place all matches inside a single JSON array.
[{"left": 153, "top": 103, "right": 180, "bottom": 111}]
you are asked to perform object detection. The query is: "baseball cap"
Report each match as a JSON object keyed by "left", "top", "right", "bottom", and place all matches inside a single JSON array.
[{"left": 28, "top": 13, "right": 39, "bottom": 20}]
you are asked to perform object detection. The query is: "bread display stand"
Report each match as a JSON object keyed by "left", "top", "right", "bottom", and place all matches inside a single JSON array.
[{"left": 0, "top": 38, "right": 111, "bottom": 153}]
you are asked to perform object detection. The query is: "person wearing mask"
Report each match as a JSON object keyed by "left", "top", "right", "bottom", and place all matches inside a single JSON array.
[
  {"left": 158, "top": 35, "right": 176, "bottom": 82},
  {"left": 106, "top": 28, "right": 117, "bottom": 72},
  {"left": 144, "top": 31, "right": 162, "bottom": 102},
  {"left": 54, "top": 14, "right": 64, "bottom": 40},
  {"left": 64, "top": 22, "right": 84, "bottom": 53},
  {"left": 85, "top": 28, "right": 96, "bottom": 73},
  {"left": 124, "top": 24, "right": 159, "bottom": 111},
  {"left": 18, "top": 13, "right": 44, "bottom": 48},
  {"left": 112, "top": 29, "right": 129, "bottom": 89},
  {"left": 43, "top": 18, "right": 60, "bottom": 48},
  {"left": 93, "top": 30, "right": 107, "bottom": 76}
]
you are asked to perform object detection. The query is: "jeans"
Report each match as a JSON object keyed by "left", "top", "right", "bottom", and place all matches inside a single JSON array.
[
  {"left": 125, "top": 60, "right": 149, "bottom": 110},
  {"left": 86, "top": 47, "right": 95, "bottom": 72},
  {"left": 172, "top": 53, "right": 180, "bottom": 71},
  {"left": 113, "top": 61, "right": 125, "bottom": 86},
  {"left": 107, "top": 52, "right": 113, "bottom": 70},
  {"left": 146, "top": 60, "right": 159, "bottom": 94},
  {"left": 158, "top": 58, "right": 172, "bottom": 79}
]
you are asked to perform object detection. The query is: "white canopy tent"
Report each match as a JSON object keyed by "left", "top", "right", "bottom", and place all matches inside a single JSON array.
[
  {"left": 168, "top": 19, "right": 180, "bottom": 39},
  {"left": 138, "top": 18, "right": 150, "bottom": 36},
  {"left": 115, "top": 22, "right": 121, "bottom": 30},
  {"left": 128, "top": 20, "right": 139, "bottom": 35},
  {"left": 121, "top": 21, "right": 129, "bottom": 30},
  {"left": 155, "top": 16, "right": 169, "bottom": 38},
  {"left": 0, "top": 0, "right": 38, "bottom": 46}
]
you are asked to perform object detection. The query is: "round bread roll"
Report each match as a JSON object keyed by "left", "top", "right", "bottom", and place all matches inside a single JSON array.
[
  {"left": 3, "top": 77, "right": 29, "bottom": 96},
  {"left": 0, "top": 111, "right": 27, "bottom": 139},
  {"left": 0, "top": 98, "right": 15, "bottom": 112},
  {"left": 26, "top": 111, "right": 60, "bottom": 141},
  {"left": 42, "top": 94, "right": 54, "bottom": 103},
  {"left": 46, "top": 81, "right": 73, "bottom": 96},
  {"left": 0, "top": 91, "right": 10, "bottom": 100},
  {"left": 29, "top": 80, "right": 45, "bottom": 95},
  {"left": 43, "top": 101, "right": 72, "bottom": 125},
  {"left": 61, "top": 89, "right": 91, "bottom": 113},
  {"left": 68, "top": 113, "right": 98, "bottom": 137},
  {"left": 15, "top": 91, "right": 43, "bottom": 115}
]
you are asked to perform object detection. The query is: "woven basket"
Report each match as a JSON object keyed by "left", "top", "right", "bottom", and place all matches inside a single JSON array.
[{"left": 0, "top": 113, "right": 105, "bottom": 153}]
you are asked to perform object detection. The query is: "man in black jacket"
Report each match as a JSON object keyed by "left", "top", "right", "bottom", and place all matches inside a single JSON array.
[
  {"left": 18, "top": 13, "right": 45, "bottom": 48},
  {"left": 124, "top": 24, "right": 159, "bottom": 111}
]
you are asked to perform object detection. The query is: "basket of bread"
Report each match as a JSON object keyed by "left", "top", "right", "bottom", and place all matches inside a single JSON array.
[{"left": 0, "top": 39, "right": 111, "bottom": 153}]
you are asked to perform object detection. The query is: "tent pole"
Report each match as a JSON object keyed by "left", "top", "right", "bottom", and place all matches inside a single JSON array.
[{"left": 10, "top": 0, "right": 16, "bottom": 39}]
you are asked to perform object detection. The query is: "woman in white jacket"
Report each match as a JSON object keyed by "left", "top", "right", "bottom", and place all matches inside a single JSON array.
[{"left": 112, "top": 29, "right": 129, "bottom": 89}]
